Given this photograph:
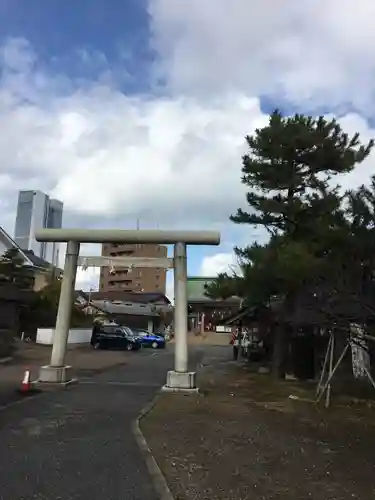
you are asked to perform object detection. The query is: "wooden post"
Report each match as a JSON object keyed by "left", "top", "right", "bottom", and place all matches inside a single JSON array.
[
  {"left": 325, "top": 331, "right": 335, "bottom": 408},
  {"left": 316, "top": 332, "right": 332, "bottom": 398}
]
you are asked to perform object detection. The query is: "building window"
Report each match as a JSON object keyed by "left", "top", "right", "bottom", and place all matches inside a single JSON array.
[
  {"left": 115, "top": 279, "right": 132, "bottom": 286},
  {"left": 156, "top": 274, "right": 160, "bottom": 280},
  {"left": 137, "top": 270, "right": 142, "bottom": 277},
  {"left": 115, "top": 269, "right": 129, "bottom": 276}
]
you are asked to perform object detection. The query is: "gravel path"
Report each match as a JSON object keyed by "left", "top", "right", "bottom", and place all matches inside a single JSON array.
[{"left": 142, "top": 346, "right": 375, "bottom": 500}]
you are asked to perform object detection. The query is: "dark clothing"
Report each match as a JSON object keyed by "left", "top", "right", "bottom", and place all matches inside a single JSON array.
[{"left": 90, "top": 324, "right": 99, "bottom": 346}]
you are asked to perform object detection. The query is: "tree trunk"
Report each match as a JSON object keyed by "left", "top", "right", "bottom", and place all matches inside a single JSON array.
[
  {"left": 272, "top": 324, "right": 288, "bottom": 378},
  {"left": 272, "top": 292, "right": 296, "bottom": 379},
  {"left": 292, "top": 329, "right": 315, "bottom": 380}
]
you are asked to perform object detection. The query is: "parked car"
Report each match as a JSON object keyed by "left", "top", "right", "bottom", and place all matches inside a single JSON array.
[
  {"left": 91, "top": 324, "right": 142, "bottom": 351},
  {"left": 132, "top": 329, "right": 166, "bottom": 349}
]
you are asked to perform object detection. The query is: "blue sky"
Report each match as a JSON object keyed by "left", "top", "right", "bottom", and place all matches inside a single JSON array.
[
  {"left": 0, "top": 0, "right": 154, "bottom": 92},
  {"left": 0, "top": 0, "right": 149, "bottom": 60},
  {"left": 0, "top": 0, "right": 374, "bottom": 295},
  {"left": 0, "top": 0, "right": 219, "bottom": 282}
]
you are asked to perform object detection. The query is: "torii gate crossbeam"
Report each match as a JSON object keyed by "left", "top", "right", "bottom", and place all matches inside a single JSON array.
[{"left": 35, "top": 228, "right": 220, "bottom": 392}]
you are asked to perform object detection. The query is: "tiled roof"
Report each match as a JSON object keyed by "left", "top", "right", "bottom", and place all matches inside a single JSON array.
[
  {"left": 91, "top": 300, "right": 158, "bottom": 317},
  {"left": 22, "top": 250, "right": 52, "bottom": 269},
  {"left": 187, "top": 276, "right": 215, "bottom": 301},
  {"left": 90, "top": 291, "right": 170, "bottom": 304},
  {"left": 0, "top": 226, "right": 34, "bottom": 266},
  {"left": 0, "top": 226, "right": 59, "bottom": 271}
]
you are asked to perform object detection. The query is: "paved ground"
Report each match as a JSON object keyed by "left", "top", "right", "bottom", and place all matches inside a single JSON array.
[
  {"left": 142, "top": 346, "right": 375, "bottom": 500},
  {"left": 0, "top": 345, "right": 204, "bottom": 500},
  {"left": 0, "top": 342, "right": 132, "bottom": 407},
  {"left": 170, "top": 332, "right": 231, "bottom": 346}
]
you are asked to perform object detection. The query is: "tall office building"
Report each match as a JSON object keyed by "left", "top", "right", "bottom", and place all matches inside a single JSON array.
[
  {"left": 14, "top": 190, "right": 63, "bottom": 266},
  {"left": 99, "top": 243, "right": 167, "bottom": 294}
]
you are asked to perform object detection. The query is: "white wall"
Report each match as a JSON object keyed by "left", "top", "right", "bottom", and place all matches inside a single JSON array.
[
  {"left": 216, "top": 325, "right": 232, "bottom": 333},
  {"left": 36, "top": 328, "right": 92, "bottom": 345}
]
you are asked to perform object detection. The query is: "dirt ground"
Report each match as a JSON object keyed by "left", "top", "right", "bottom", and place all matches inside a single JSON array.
[{"left": 141, "top": 352, "right": 375, "bottom": 500}]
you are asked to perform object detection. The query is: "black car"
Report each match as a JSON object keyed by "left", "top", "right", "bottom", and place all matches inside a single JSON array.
[{"left": 91, "top": 324, "right": 142, "bottom": 351}]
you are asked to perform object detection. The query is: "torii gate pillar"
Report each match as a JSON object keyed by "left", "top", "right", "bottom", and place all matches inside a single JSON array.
[{"left": 34, "top": 229, "right": 220, "bottom": 391}]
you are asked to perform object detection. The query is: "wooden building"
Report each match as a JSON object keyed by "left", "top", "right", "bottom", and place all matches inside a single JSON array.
[
  {"left": 187, "top": 276, "right": 241, "bottom": 332},
  {"left": 0, "top": 286, "right": 33, "bottom": 357}
]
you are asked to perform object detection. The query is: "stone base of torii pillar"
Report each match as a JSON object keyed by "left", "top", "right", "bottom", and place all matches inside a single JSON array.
[{"left": 162, "top": 370, "right": 199, "bottom": 393}]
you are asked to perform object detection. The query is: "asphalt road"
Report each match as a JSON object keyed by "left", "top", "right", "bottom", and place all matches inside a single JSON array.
[{"left": 0, "top": 345, "right": 205, "bottom": 500}]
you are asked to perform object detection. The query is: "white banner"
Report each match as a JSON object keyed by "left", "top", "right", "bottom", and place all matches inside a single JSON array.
[{"left": 350, "top": 324, "right": 371, "bottom": 381}]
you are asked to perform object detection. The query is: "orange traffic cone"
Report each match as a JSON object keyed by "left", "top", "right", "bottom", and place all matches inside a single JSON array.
[{"left": 21, "top": 369, "right": 31, "bottom": 393}]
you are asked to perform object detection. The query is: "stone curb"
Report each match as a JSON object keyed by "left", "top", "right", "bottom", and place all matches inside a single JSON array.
[{"left": 132, "top": 395, "right": 175, "bottom": 500}]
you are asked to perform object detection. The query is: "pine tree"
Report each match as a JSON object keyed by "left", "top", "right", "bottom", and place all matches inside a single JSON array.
[
  {"left": 0, "top": 248, "right": 35, "bottom": 289},
  {"left": 230, "top": 111, "right": 373, "bottom": 377},
  {"left": 231, "top": 111, "right": 373, "bottom": 241}
]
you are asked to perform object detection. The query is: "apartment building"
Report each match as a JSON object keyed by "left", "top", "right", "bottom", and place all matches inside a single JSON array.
[{"left": 99, "top": 243, "right": 167, "bottom": 294}]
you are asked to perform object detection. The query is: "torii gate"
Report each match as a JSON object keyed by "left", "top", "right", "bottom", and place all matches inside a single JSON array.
[{"left": 35, "top": 228, "right": 220, "bottom": 391}]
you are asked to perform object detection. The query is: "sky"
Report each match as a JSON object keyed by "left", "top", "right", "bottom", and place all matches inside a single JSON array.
[{"left": 1, "top": 0, "right": 375, "bottom": 299}]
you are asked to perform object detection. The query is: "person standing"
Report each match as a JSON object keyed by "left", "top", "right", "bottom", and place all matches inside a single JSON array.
[
  {"left": 231, "top": 320, "right": 242, "bottom": 360},
  {"left": 90, "top": 321, "right": 100, "bottom": 347}
]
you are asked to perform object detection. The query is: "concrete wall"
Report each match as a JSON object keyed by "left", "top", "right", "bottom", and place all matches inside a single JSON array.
[
  {"left": 33, "top": 271, "right": 49, "bottom": 292},
  {"left": 37, "top": 328, "right": 92, "bottom": 345}
]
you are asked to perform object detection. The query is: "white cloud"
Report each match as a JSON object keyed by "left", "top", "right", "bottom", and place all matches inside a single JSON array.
[
  {"left": 200, "top": 252, "right": 238, "bottom": 277},
  {"left": 58, "top": 242, "right": 101, "bottom": 291},
  {"left": 0, "top": 38, "right": 268, "bottom": 231},
  {"left": 2, "top": 0, "right": 375, "bottom": 287},
  {"left": 150, "top": 0, "right": 375, "bottom": 114},
  {"left": 75, "top": 265, "right": 100, "bottom": 292},
  {"left": 165, "top": 274, "right": 174, "bottom": 303}
]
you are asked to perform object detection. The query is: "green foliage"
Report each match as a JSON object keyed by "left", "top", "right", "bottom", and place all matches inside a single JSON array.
[
  {"left": 206, "top": 111, "right": 374, "bottom": 310},
  {"left": 231, "top": 111, "right": 373, "bottom": 239},
  {"left": 0, "top": 248, "right": 35, "bottom": 289},
  {"left": 37, "top": 275, "right": 62, "bottom": 309},
  {"left": 22, "top": 271, "right": 88, "bottom": 328},
  {"left": 204, "top": 273, "right": 240, "bottom": 300}
]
